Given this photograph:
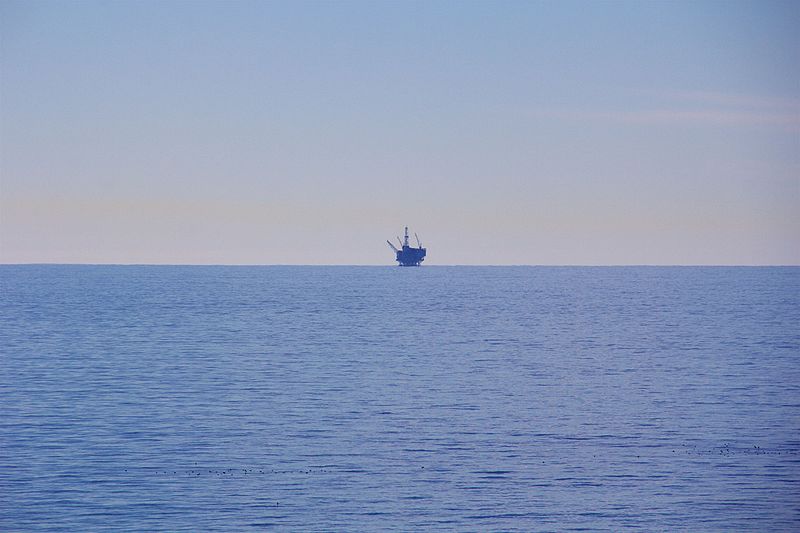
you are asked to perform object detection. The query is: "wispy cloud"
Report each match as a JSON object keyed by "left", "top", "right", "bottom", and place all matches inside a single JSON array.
[
  {"left": 539, "top": 108, "right": 799, "bottom": 127},
  {"left": 656, "top": 90, "right": 800, "bottom": 112},
  {"left": 538, "top": 90, "right": 800, "bottom": 129}
]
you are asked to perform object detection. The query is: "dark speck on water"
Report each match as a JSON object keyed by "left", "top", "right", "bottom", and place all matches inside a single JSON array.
[{"left": 1, "top": 265, "right": 798, "bottom": 530}]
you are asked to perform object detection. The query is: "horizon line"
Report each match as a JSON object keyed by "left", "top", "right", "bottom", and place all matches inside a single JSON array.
[{"left": 2, "top": 263, "right": 798, "bottom": 268}]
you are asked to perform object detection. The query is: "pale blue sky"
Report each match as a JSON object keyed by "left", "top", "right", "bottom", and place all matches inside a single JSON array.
[{"left": 1, "top": 0, "right": 798, "bottom": 264}]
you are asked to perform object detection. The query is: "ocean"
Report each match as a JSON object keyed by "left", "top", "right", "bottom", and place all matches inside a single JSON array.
[{"left": 1, "top": 265, "right": 798, "bottom": 531}]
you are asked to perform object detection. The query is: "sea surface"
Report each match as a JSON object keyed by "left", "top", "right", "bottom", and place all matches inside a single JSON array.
[{"left": 1, "top": 265, "right": 798, "bottom": 531}]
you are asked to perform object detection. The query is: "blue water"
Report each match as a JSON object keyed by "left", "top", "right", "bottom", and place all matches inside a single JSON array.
[{"left": 1, "top": 266, "right": 798, "bottom": 531}]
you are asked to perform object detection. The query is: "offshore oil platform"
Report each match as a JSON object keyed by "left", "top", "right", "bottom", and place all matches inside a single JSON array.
[{"left": 387, "top": 227, "right": 426, "bottom": 266}]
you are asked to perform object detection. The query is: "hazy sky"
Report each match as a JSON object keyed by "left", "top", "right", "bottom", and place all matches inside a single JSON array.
[{"left": 1, "top": 0, "right": 798, "bottom": 264}]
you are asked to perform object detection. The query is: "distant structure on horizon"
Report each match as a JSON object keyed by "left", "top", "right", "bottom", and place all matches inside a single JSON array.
[{"left": 387, "top": 227, "right": 426, "bottom": 266}]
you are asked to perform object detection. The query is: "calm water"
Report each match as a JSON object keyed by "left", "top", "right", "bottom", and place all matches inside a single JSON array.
[{"left": 1, "top": 266, "right": 798, "bottom": 531}]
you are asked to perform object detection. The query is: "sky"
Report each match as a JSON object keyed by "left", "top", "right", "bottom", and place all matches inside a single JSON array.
[{"left": 1, "top": 0, "right": 798, "bottom": 265}]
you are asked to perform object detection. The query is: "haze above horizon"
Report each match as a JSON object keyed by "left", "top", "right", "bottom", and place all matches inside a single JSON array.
[{"left": 1, "top": 0, "right": 798, "bottom": 265}]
